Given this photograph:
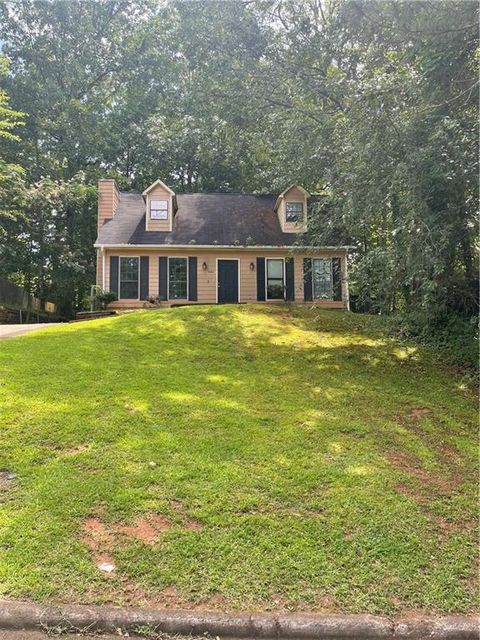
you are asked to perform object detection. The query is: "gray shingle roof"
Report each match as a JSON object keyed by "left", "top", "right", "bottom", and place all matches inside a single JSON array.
[{"left": 95, "top": 192, "right": 318, "bottom": 247}]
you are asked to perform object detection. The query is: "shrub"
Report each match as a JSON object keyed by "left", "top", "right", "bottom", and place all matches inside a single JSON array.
[
  {"left": 389, "top": 310, "right": 478, "bottom": 371},
  {"left": 95, "top": 289, "right": 117, "bottom": 309}
]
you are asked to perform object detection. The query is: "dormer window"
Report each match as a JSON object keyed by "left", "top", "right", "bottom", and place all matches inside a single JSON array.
[
  {"left": 285, "top": 202, "right": 304, "bottom": 223},
  {"left": 150, "top": 199, "right": 168, "bottom": 220}
]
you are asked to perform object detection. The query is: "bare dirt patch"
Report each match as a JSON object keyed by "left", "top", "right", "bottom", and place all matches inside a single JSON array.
[
  {"left": 0, "top": 470, "right": 17, "bottom": 504},
  {"left": 312, "top": 594, "right": 336, "bottom": 613},
  {"left": 82, "top": 509, "right": 170, "bottom": 564},
  {"left": 182, "top": 517, "right": 203, "bottom": 531},
  {"left": 115, "top": 513, "right": 170, "bottom": 544},
  {"left": 396, "top": 409, "right": 468, "bottom": 475},
  {"left": 61, "top": 444, "right": 90, "bottom": 457},
  {"left": 395, "top": 483, "right": 427, "bottom": 504},
  {"left": 0, "top": 470, "right": 16, "bottom": 485},
  {"left": 427, "top": 513, "right": 477, "bottom": 539},
  {"left": 395, "top": 482, "right": 476, "bottom": 540},
  {"left": 82, "top": 517, "right": 114, "bottom": 550},
  {"left": 387, "top": 450, "right": 456, "bottom": 494},
  {"left": 409, "top": 407, "right": 433, "bottom": 419},
  {"left": 82, "top": 517, "right": 115, "bottom": 567},
  {"left": 437, "top": 442, "right": 464, "bottom": 467},
  {"left": 202, "top": 592, "right": 228, "bottom": 609}
]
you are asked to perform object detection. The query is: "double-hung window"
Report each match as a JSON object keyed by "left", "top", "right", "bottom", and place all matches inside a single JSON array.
[
  {"left": 150, "top": 200, "right": 168, "bottom": 220},
  {"left": 168, "top": 258, "right": 188, "bottom": 299},
  {"left": 266, "top": 258, "right": 285, "bottom": 300},
  {"left": 119, "top": 257, "right": 139, "bottom": 299},
  {"left": 285, "top": 202, "right": 304, "bottom": 223},
  {"left": 312, "top": 258, "right": 333, "bottom": 300}
]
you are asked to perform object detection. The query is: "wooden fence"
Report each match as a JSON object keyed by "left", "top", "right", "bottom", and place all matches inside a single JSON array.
[{"left": 0, "top": 278, "right": 57, "bottom": 322}]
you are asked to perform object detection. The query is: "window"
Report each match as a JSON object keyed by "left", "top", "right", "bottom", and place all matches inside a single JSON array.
[
  {"left": 312, "top": 258, "right": 333, "bottom": 300},
  {"left": 266, "top": 258, "right": 284, "bottom": 300},
  {"left": 285, "top": 201, "right": 304, "bottom": 223},
  {"left": 119, "top": 257, "right": 139, "bottom": 299},
  {"left": 169, "top": 258, "right": 188, "bottom": 299},
  {"left": 150, "top": 199, "right": 168, "bottom": 220}
]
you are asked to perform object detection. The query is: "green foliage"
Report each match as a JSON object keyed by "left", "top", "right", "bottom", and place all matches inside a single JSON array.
[
  {"left": 263, "top": 1, "right": 478, "bottom": 322},
  {"left": 0, "top": 55, "right": 24, "bottom": 141},
  {"left": 95, "top": 289, "right": 118, "bottom": 309},
  {"left": 0, "top": 1, "right": 477, "bottom": 335},
  {"left": 1, "top": 174, "right": 97, "bottom": 318},
  {"left": 389, "top": 310, "right": 479, "bottom": 371}
]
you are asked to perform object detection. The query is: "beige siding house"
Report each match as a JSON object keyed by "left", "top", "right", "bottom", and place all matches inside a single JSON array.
[{"left": 94, "top": 178, "right": 351, "bottom": 309}]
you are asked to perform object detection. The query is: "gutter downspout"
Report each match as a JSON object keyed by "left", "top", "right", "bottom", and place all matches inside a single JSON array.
[
  {"left": 102, "top": 249, "right": 106, "bottom": 291},
  {"left": 344, "top": 249, "right": 350, "bottom": 311}
]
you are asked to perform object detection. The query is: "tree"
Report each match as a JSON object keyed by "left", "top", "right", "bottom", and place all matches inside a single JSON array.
[
  {"left": 0, "top": 54, "right": 27, "bottom": 294},
  {"left": 4, "top": 175, "right": 97, "bottom": 317}
]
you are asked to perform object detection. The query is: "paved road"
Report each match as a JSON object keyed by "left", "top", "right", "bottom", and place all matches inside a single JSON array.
[{"left": 0, "top": 324, "right": 63, "bottom": 339}]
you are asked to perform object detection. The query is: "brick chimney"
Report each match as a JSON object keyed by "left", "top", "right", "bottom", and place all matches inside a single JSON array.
[{"left": 98, "top": 179, "right": 120, "bottom": 230}]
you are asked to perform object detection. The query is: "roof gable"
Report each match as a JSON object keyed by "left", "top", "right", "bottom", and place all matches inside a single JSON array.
[
  {"left": 274, "top": 184, "right": 310, "bottom": 211},
  {"left": 142, "top": 178, "right": 175, "bottom": 196}
]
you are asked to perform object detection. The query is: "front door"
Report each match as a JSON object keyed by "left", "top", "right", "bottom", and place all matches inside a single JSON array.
[{"left": 217, "top": 260, "right": 239, "bottom": 303}]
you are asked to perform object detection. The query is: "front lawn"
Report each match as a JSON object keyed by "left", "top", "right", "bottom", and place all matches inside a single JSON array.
[{"left": 0, "top": 305, "right": 477, "bottom": 614}]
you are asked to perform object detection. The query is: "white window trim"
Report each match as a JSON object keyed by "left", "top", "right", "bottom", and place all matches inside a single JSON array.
[
  {"left": 311, "top": 257, "right": 335, "bottom": 301},
  {"left": 167, "top": 256, "right": 189, "bottom": 301},
  {"left": 118, "top": 255, "right": 140, "bottom": 301},
  {"left": 265, "top": 257, "right": 286, "bottom": 301},
  {"left": 215, "top": 258, "right": 240, "bottom": 304}
]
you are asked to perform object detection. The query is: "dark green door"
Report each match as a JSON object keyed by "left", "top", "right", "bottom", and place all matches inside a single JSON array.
[{"left": 218, "top": 260, "right": 239, "bottom": 303}]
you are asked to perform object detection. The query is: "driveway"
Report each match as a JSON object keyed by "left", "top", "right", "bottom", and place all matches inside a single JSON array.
[{"left": 0, "top": 324, "right": 63, "bottom": 339}]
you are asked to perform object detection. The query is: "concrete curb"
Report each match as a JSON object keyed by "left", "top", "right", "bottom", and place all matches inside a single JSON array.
[{"left": 0, "top": 601, "right": 478, "bottom": 639}]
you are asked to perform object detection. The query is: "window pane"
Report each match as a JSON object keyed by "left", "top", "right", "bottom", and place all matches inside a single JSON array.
[
  {"left": 286, "top": 202, "right": 303, "bottom": 222},
  {"left": 151, "top": 200, "right": 168, "bottom": 209},
  {"left": 287, "top": 202, "right": 303, "bottom": 212},
  {"left": 119, "top": 257, "right": 139, "bottom": 299},
  {"left": 313, "top": 258, "right": 333, "bottom": 299},
  {"left": 267, "top": 259, "right": 283, "bottom": 278},
  {"left": 266, "top": 259, "right": 284, "bottom": 299},
  {"left": 267, "top": 281, "right": 284, "bottom": 299},
  {"left": 120, "top": 281, "right": 138, "bottom": 299},
  {"left": 120, "top": 257, "right": 138, "bottom": 280},
  {"left": 169, "top": 258, "right": 187, "bottom": 299},
  {"left": 151, "top": 200, "right": 168, "bottom": 220}
]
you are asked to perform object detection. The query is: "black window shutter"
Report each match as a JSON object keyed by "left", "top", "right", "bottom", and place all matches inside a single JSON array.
[
  {"left": 188, "top": 257, "right": 197, "bottom": 301},
  {"left": 110, "top": 256, "right": 119, "bottom": 295},
  {"left": 159, "top": 257, "right": 168, "bottom": 300},
  {"left": 332, "top": 257, "right": 342, "bottom": 301},
  {"left": 285, "top": 257, "right": 295, "bottom": 301},
  {"left": 303, "top": 258, "right": 313, "bottom": 301},
  {"left": 140, "top": 256, "right": 149, "bottom": 300},
  {"left": 256, "top": 257, "right": 266, "bottom": 301}
]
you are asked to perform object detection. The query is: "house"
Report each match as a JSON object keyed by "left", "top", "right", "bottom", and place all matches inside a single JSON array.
[{"left": 94, "top": 178, "right": 350, "bottom": 309}]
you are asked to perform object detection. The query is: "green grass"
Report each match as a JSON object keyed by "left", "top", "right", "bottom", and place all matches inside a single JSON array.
[{"left": 0, "top": 305, "right": 477, "bottom": 614}]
